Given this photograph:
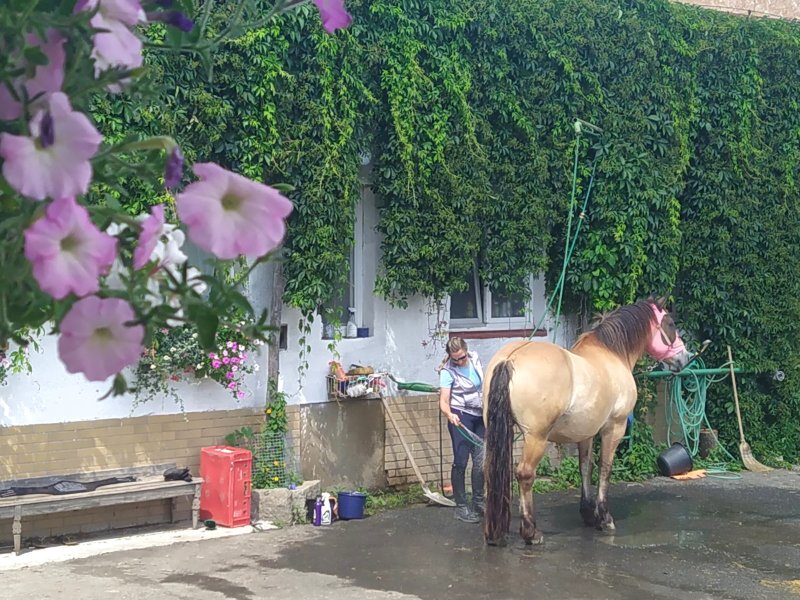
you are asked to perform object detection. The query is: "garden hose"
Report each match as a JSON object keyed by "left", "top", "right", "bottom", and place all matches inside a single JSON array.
[
  {"left": 531, "top": 121, "right": 601, "bottom": 344},
  {"left": 663, "top": 358, "right": 741, "bottom": 478}
]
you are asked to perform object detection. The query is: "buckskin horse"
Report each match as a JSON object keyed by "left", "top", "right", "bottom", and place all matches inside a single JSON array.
[{"left": 482, "top": 296, "right": 692, "bottom": 546}]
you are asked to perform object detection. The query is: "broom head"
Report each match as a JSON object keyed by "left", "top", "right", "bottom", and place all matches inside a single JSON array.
[{"left": 740, "top": 441, "right": 772, "bottom": 472}]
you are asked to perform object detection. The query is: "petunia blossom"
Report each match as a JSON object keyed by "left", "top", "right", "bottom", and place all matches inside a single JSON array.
[
  {"left": 175, "top": 163, "right": 293, "bottom": 260},
  {"left": 57, "top": 296, "right": 145, "bottom": 381},
  {"left": 312, "top": 0, "right": 352, "bottom": 33},
  {"left": 164, "top": 145, "right": 183, "bottom": 188},
  {"left": 0, "top": 29, "right": 66, "bottom": 121},
  {"left": 0, "top": 92, "right": 102, "bottom": 201},
  {"left": 24, "top": 196, "right": 117, "bottom": 299},
  {"left": 147, "top": 10, "right": 194, "bottom": 32},
  {"left": 133, "top": 204, "right": 165, "bottom": 269},
  {"left": 77, "top": 0, "right": 147, "bottom": 80}
]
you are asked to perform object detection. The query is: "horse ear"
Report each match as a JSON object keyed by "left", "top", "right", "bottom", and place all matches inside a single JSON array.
[{"left": 654, "top": 296, "right": 667, "bottom": 310}]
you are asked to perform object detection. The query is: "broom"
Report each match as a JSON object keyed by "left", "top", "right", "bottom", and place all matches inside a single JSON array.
[{"left": 727, "top": 345, "right": 772, "bottom": 472}]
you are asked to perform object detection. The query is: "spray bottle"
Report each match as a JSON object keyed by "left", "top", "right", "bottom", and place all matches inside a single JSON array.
[
  {"left": 345, "top": 308, "right": 358, "bottom": 338},
  {"left": 321, "top": 492, "right": 333, "bottom": 525},
  {"left": 313, "top": 496, "right": 323, "bottom": 526}
]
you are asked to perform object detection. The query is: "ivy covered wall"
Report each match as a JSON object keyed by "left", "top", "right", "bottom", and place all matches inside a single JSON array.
[{"left": 101, "top": 0, "right": 800, "bottom": 461}]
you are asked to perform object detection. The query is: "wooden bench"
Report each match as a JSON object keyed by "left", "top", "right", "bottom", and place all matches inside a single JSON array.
[{"left": 0, "top": 464, "right": 203, "bottom": 555}]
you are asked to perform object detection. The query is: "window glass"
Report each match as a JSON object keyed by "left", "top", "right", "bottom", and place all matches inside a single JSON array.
[
  {"left": 450, "top": 277, "right": 479, "bottom": 319},
  {"left": 490, "top": 289, "right": 526, "bottom": 319},
  {"left": 321, "top": 246, "right": 354, "bottom": 338}
]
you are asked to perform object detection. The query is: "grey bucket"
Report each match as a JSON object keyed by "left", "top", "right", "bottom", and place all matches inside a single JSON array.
[{"left": 657, "top": 442, "right": 693, "bottom": 476}]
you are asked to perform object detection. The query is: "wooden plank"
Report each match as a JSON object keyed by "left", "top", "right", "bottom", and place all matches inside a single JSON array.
[
  {"left": 0, "top": 463, "right": 177, "bottom": 488},
  {"left": 0, "top": 479, "right": 203, "bottom": 518}
]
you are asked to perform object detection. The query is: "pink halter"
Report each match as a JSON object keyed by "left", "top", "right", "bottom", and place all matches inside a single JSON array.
[{"left": 646, "top": 304, "right": 686, "bottom": 361}]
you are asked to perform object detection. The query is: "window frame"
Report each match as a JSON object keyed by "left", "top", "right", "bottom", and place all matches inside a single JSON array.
[{"left": 449, "top": 269, "right": 536, "bottom": 329}]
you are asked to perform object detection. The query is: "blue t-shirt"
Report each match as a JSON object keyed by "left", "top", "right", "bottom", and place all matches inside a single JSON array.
[{"left": 439, "top": 362, "right": 481, "bottom": 389}]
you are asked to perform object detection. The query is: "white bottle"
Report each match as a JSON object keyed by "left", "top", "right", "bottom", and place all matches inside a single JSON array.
[
  {"left": 345, "top": 308, "right": 358, "bottom": 338},
  {"left": 321, "top": 492, "right": 333, "bottom": 525}
]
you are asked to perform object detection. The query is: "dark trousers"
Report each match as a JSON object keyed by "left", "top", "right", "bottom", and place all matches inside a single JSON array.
[{"left": 447, "top": 409, "right": 485, "bottom": 507}]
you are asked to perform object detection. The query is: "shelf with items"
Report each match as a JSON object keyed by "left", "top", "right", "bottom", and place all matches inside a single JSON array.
[{"left": 326, "top": 372, "right": 388, "bottom": 399}]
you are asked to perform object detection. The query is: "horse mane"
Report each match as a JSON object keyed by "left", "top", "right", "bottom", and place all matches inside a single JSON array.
[{"left": 577, "top": 299, "right": 656, "bottom": 359}]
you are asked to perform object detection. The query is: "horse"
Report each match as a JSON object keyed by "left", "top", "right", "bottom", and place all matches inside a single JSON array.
[{"left": 482, "top": 296, "right": 692, "bottom": 546}]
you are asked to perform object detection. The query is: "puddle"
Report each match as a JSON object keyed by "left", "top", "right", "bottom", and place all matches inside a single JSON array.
[{"left": 597, "top": 529, "right": 705, "bottom": 549}]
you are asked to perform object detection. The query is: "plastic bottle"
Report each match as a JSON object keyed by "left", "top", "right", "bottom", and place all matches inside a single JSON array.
[
  {"left": 321, "top": 492, "right": 333, "bottom": 525},
  {"left": 313, "top": 496, "right": 322, "bottom": 526},
  {"left": 345, "top": 308, "right": 358, "bottom": 338}
]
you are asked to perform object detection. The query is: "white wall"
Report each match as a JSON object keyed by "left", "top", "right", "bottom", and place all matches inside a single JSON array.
[
  {"left": 0, "top": 287, "right": 571, "bottom": 425},
  {"left": 276, "top": 290, "right": 572, "bottom": 405},
  {"left": 0, "top": 334, "right": 267, "bottom": 426}
]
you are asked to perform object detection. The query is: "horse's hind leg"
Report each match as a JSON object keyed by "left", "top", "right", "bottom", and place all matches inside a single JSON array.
[
  {"left": 577, "top": 436, "right": 596, "bottom": 526},
  {"left": 516, "top": 435, "right": 547, "bottom": 545},
  {"left": 595, "top": 419, "right": 628, "bottom": 532}
]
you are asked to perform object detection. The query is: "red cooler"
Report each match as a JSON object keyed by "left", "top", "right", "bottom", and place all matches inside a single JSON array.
[{"left": 199, "top": 445, "right": 252, "bottom": 527}]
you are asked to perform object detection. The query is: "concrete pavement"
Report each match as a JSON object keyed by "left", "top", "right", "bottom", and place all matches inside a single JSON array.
[{"left": 2, "top": 469, "right": 799, "bottom": 599}]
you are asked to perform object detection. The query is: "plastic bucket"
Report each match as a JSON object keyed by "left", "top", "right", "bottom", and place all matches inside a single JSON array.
[
  {"left": 337, "top": 491, "right": 367, "bottom": 520},
  {"left": 657, "top": 442, "right": 693, "bottom": 476}
]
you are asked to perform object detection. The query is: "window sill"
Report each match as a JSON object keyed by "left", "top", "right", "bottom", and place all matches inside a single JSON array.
[{"left": 448, "top": 328, "right": 547, "bottom": 339}]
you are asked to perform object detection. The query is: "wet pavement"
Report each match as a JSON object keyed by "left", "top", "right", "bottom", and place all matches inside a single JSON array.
[{"left": 3, "top": 469, "right": 800, "bottom": 599}]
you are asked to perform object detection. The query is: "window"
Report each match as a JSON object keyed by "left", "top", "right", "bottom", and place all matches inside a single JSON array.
[
  {"left": 321, "top": 243, "right": 356, "bottom": 339},
  {"left": 450, "top": 268, "right": 534, "bottom": 328},
  {"left": 321, "top": 164, "right": 376, "bottom": 339}
]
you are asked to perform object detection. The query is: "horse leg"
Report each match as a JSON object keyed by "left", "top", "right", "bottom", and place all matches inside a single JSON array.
[
  {"left": 577, "top": 436, "right": 596, "bottom": 526},
  {"left": 517, "top": 436, "right": 547, "bottom": 545},
  {"left": 594, "top": 420, "right": 627, "bottom": 532}
]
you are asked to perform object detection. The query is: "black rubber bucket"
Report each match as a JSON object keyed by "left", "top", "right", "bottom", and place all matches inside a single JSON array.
[{"left": 657, "top": 442, "right": 693, "bottom": 476}]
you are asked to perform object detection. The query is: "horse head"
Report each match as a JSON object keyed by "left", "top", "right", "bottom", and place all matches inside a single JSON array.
[{"left": 646, "top": 297, "right": 692, "bottom": 372}]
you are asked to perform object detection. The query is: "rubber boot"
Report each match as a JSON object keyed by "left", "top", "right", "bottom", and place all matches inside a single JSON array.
[
  {"left": 451, "top": 465, "right": 480, "bottom": 523},
  {"left": 471, "top": 463, "right": 485, "bottom": 517}
]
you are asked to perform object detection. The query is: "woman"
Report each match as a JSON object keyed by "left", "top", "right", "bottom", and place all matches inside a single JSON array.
[{"left": 438, "top": 336, "right": 484, "bottom": 523}]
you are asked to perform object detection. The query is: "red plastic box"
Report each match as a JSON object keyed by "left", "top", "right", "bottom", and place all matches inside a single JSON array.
[{"left": 199, "top": 445, "right": 252, "bottom": 527}]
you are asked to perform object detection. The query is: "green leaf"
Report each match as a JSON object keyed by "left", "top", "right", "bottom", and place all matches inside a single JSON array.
[
  {"left": 187, "top": 303, "right": 219, "bottom": 351},
  {"left": 23, "top": 46, "right": 48, "bottom": 66}
]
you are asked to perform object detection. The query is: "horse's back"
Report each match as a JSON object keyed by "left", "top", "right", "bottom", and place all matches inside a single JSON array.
[{"left": 483, "top": 340, "right": 576, "bottom": 436}]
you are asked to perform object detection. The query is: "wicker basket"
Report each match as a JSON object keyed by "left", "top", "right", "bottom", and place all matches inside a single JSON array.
[{"left": 326, "top": 373, "right": 387, "bottom": 399}]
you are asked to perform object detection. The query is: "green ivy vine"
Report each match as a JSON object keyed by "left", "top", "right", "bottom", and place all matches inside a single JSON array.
[{"left": 98, "top": 0, "right": 800, "bottom": 462}]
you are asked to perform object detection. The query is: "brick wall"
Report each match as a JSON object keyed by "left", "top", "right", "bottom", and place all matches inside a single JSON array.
[
  {"left": 2, "top": 397, "right": 569, "bottom": 548},
  {"left": 383, "top": 394, "right": 564, "bottom": 491},
  {"left": 0, "top": 406, "right": 303, "bottom": 547},
  {"left": 1, "top": 408, "right": 272, "bottom": 480}
]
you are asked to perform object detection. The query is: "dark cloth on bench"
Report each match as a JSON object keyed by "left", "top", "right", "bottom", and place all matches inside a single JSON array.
[{"left": 0, "top": 476, "right": 136, "bottom": 498}]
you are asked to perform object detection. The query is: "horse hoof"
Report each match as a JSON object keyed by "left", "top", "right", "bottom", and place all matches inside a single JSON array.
[
  {"left": 596, "top": 521, "right": 616, "bottom": 533},
  {"left": 486, "top": 536, "right": 507, "bottom": 547},
  {"left": 524, "top": 533, "right": 544, "bottom": 545}
]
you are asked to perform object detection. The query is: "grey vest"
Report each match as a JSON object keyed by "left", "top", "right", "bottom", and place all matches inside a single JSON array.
[{"left": 443, "top": 351, "right": 484, "bottom": 416}]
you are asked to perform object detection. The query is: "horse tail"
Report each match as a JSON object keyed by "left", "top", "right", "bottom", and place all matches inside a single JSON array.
[{"left": 484, "top": 359, "right": 515, "bottom": 546}]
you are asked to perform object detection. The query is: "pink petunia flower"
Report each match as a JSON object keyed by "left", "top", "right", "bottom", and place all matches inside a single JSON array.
[
  {"left": 175, "top": 163, "right": 293, "bottom": 260},
  {"left": 0, "top": 29, "right": 66, "bottom": 121},
  {"left": 57, "top": 296, "right": 145, "bottom": 381},
  {"left": 312, "top": 0, "right": 352, "bottom": 33},
  {"left": 212, "top": 360, "right": 222, "bottom": 369},
  {"left": 133, "top": 204, "right": 164, "bottom": 269},
  {"left": 0, "top": 92, "right": 102, "bottom": 201},
  {"left": 24, "top": 196, "right": 117, "bottom": 299},
  {"left": 77, "top": 0, "right": 147, "bottom": 80}
]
